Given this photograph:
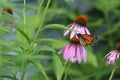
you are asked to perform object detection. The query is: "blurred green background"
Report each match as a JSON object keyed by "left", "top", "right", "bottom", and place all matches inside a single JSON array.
[{"left": 0, "top": 0, "right": 120, "bottom": 80}]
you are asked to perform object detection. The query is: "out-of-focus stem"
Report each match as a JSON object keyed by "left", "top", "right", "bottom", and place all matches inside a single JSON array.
[
  {"left": 109, "top": 64, "right": 117, "bottom": 80},
  {"left": 58, "top": 61, "right": 68, "bottom": 80}
]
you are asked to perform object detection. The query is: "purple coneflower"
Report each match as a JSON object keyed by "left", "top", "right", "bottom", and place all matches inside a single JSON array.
[
  {"left": 2, "top": 8, "right": 14, "bottom": 25},
  {"left": 59, "top": 37, "right": 87, "bottom": 63},
  {"left": 2, "top": 8, "right": 16, "bottom": 32},
  {"left": 104, "top": 43, "right": 120, "bottom": 65},
  {"left": 3, "top": 8, "right": 13, "bottom": 15},
  {"left": 64, "top": 15, "right": 91, "bottom": 39}
]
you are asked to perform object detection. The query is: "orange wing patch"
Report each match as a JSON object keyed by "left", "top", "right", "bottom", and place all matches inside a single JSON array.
[{"left": 77, "top": 34, "right": 97, "bottom": 45}]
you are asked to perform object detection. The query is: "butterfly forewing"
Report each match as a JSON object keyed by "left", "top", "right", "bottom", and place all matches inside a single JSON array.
[{"left": 77, "top": 34, "right": 97, "bottom": 45}]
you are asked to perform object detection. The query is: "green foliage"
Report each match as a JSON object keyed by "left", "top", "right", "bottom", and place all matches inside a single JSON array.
[
  {"left": 86, "top": 46, "right": 98, "bottom": 67},
  {"left": 0, "top": 0, "right": 120, "bottom": 80},
  {"left": 93, "top": 0, "right": 120, "bottom": 13},
  {"left": 53, "top": 53, "right": 63, "bottom": 79}
]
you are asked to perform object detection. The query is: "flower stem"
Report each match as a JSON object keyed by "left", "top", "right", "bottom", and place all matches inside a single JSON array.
[
  {"left": 109, "top": 64, "right": 117, "bottom": 80},
  {"left": 23, "top": 0, "right": 26, "bottom": 33},
  {"left": 58, "top": 61, "right": 68, "bottom": 80},
  {"left": 36, "top": 0, "right": 44, "bottom": 16},
  {"left": 20, "top": 0, "right": 27, "bottom": 80},
  {"left": 30, "top": 0, "right": 51, "bottom": 53},
  {"left": 33, "top": 0, "right": 51, "bottom": 41}
]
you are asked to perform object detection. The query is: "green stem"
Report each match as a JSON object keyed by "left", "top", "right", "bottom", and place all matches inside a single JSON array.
[
  {"left": 20, "top": 55, "right": 27, "bottom": 80},
  {"left": 63, "top": 63, "right": 72, "bottom": 80},
  {"left": 30, "top": 0, "right": 51, "bottom": 53},
  {"left": 20, "top": 1, "right": 27, "bottom": 79},
  {"left": 109, "top": 64, "right": 117, "bottom": 80},
  {"left": 58, "top": 61, "right": 68, "bottom": 80},
  {"left": 21, "top": 72, "right": 25, "bottom": 80},
  {"left": 23, "top": 0, "right": 26, "bottom": 33},
  {"left": 36, "top": 0, "right": 44, "bottom": 16},
  {"left": 34, "top": 0, "right": 50, "bottom": 40}
]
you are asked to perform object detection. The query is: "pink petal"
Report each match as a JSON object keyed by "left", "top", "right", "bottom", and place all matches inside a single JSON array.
[
  {"left": 63, "top": 43, "right": 71, "bottom": 60},
  {"left": 64, "top": 23, "right": 74, "bottom": 36},
  {"left": 58, "top": 43, "right": 69, "bottom": 54},
  {"left": 70, "top": 26, "right": 77, "bottom": 39},
  {"left": 69, "top": 44, "right": 75, "bottom": 59},
  {"left": 58, "top": 48, "right": 64, "bottom": 54},
  {"left": 70, "top": 57, "right": 77, "bottom": 63},
  {"left": 64, "top": 30, "right": 70, "bottom": 36},
  {"left": 84, "top": 27, "right": 91, "bottom": 34},
  {"left": 81, "top": 46, "right": 87, "bottom": 62},
  {"left": 77, "top": 45, "right": 82, "bottom": 63},
  {"left": 77, "top": 27, "right": 85, "bottom": 34}
]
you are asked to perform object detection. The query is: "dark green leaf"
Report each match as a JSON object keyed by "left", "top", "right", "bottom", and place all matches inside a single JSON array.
[
  {"left": 53, "top": 53, "right": 63, "bottom": 79},
  {"left": 33, "top": 46, "right": 56, "bottom": 53}
]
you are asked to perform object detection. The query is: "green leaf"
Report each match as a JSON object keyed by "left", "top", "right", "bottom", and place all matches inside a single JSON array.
[
  {"left": 36, "top": 39, "right": 67, "bottom": 49},
  {"left": 28, "top": 54, "right": 51, "bottom": 60},
  {"left": 36, "top": 38, "right": 67, "bottom": 49},
  {"left": 33, "top": 46, "right": 56, "bottom": 53},
  {"left": 31, "top": 60, "right": 49, "bottom": 80},
  {"left": 86, "top": 46, "right": 98, "bottom": 67},
  {"left": 16, "top": 28, "right": 31, "bottom": 44},
  {"left": 43, "top": 24, "right": 77, "bottom": 32},
  {"left": 36, "top": 38, "right": 58, "bottom": 43},
  {"left": 44, "top": 24, "right": 68, "bottom": 29},
  {"left": 51, "top": 40, "right": 67, "bottom": 49},
  {"left": 53, "top": 53, "right": 63, "bottom": 79}
]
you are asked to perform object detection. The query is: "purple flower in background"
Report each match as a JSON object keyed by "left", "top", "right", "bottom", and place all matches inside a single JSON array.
[
  {"left": 2, "top": 8, "right": 14, "bottom": 25},
  {"left": 2, "top": 8, "right": 16, "bottom": 32},
  {"left": 59, "top": 37, "right": 87, "bottom": 63},
  {"left": 3, "top": 8, "right": 13, "bottom": 15},
  {"left": 64, "top": 15, "right": 91, "bottom": 39},
  {"left": 104, "top": 43, "right": 120, "bottom": 65}
]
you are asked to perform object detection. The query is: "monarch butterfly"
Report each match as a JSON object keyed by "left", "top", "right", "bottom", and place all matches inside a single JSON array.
[{"left": 77, "top": 34, "right": 97, "bottom": 46}]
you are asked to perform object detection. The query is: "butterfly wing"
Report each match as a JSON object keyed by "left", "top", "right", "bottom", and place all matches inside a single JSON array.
[{"left": 77, "top": 34, "right": 97, "bottom": 45}]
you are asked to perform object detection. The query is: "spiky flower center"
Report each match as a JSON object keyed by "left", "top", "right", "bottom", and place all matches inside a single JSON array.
[
  {"left": 116, "top": 43, "right": 120, "bottom": 52},
  {"left": 70, "top": 37, "right": 80, "bottom": 44},
  {"left": 75, "top": 15, "right": 87, "bottom": 26},
  {"left": 3, "top": 8, "right": 13, "bottom": 15}
]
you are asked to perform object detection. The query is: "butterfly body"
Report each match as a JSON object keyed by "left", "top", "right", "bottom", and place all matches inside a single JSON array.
[{"left": 77, "top": 34, "right": 97, "bottom": 46}]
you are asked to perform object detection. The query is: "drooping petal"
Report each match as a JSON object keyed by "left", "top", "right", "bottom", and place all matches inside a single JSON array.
[
  {"left": 69, "top": 44, "right": 75, "bottom": 59},
  {"left": 70, "top": 25, "right": 78, "bottom": 39},
  {"left": 78, "top": 26, "right": 85, "bottom": 34},
  {"left": 63, "top": 43, "right": 71, "bottom": 60},
  {"left": 77, "top": 45, "right": 82, "bottom": 63},
  {"left": 64, "top": 30, "right": 70, "bottom": 36},
  {"left": 58, "top": 43, "right": 69, "bottom": 54},
  {"left": 67, "top": 44, "right": 77, "bottom": 63},
  {"left": 81, "top": 46, "right": 87, "bottom": 62},
  {"left": 64, "top": 23, "right": 74, "bottom": 36},
  {"left": 58, "top": 48, "right": 64, "bottom": 54},
  {"left": 84, "top": 27, "right": 91, "bottom": 34},
  {"left": 70, "top": 57, "right": 77, "bottom": 63}
]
